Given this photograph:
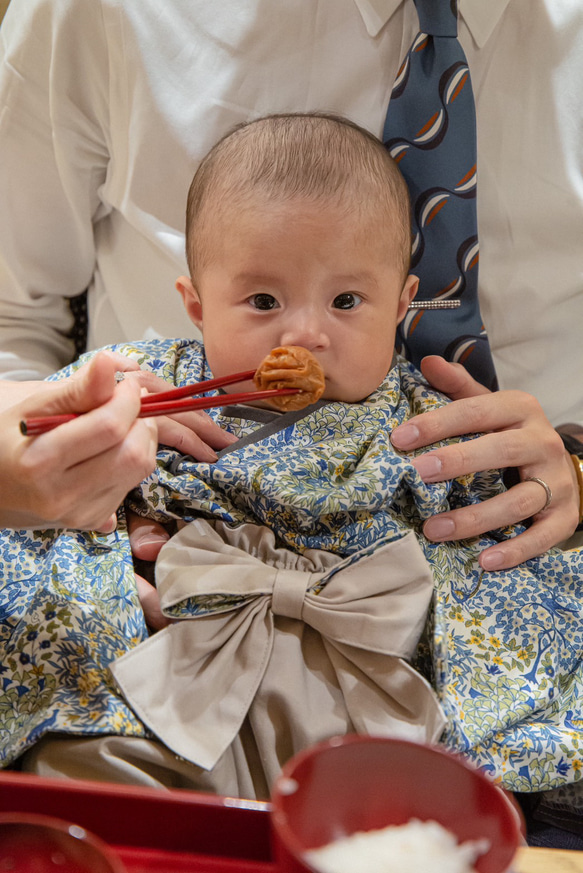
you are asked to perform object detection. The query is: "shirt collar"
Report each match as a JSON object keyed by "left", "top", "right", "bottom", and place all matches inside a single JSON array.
[{"left": 353, "top": 0, "right": 511, "bottom": 48}]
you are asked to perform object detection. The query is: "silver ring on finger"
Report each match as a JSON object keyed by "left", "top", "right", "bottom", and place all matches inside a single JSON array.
[
  {"left": 114, "top": 371, "right": 126, "bottom": 383},
  {"left": 524, "top": 476, "right": 553, "bottom": 512}
]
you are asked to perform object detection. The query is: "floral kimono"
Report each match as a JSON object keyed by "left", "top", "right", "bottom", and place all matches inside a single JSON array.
[{"left": 1, "top": 339, "right": 582, "bottom": 798}]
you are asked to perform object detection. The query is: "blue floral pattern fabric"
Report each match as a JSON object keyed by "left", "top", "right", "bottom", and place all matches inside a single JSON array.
[{"left": 1, "top": 338, "right": 582, "bottom": 793}]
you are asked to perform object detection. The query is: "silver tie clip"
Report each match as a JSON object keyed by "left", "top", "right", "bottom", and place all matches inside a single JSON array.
[{"left": 407, "top": 299, "right": 461, "bottom": 310}]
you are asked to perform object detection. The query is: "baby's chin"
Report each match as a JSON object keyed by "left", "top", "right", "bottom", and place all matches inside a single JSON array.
[
  {"left": 252, "top": 381, "right": 381, "bottom": 410},
  {"left": 321, "top": 381, "right": 382, "bottom": 405}
]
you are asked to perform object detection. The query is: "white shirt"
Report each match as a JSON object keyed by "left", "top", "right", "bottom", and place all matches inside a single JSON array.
[{"left": 0, "top": 0, "right": 582, "bottom": 425}]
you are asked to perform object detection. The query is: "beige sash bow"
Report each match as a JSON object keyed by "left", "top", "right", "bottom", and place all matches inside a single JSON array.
[{"left": 112, "top": 520, "right": 445, "bottom": 776}]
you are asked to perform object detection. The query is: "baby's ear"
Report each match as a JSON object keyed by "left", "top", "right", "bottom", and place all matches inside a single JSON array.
[
  {"left": 176, "top": 276, "right": 203, "bottom": 329},
  {"left": 396, "top": 274, "right": 419, "bottom": 323}
]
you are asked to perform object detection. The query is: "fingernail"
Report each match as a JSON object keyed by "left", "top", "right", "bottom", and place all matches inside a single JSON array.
[
  {"left": 135, "top": 523, "right": 170, "bottom": 546},
  {"left": 391, "top": 423, "right": 420, "bottom": 448},
  {"left": 480, "top": 551, "right": 504, "bottom": 571},
  {"left": 424, "top": 516, "right": 455, "bottom": 540},
  {"left": 138, "top": 533, "right": 170, "bottom": 547},
  {"left": 413, "top": 453, "right": 442, "bottom": 479},
  {"left": 195, "top": 445, "right": 218, "bottom": 463}
]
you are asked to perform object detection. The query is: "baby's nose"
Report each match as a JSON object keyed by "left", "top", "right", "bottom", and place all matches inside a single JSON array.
[{"left": 279, "top": 316, "right": 330, "bottom": 351}]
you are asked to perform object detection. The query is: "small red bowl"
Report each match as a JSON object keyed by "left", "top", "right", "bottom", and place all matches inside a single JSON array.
[
  {"left": 0, "top": 812, "right": 126, "bottom": 872},
  {"left": 271, "top": 735, "right": 522, "bottom": 873}
]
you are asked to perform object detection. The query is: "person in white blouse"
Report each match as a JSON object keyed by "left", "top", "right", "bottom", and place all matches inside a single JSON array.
[{"left": 0, "top": 0, "right": 581, "bottom": 570}]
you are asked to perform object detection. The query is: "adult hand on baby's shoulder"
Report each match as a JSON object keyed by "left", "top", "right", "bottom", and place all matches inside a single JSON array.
[
  {"left": 390, "top": 356, "right": 579, "bottom": 569},
  {"left": 122, "top": 369, "right": 239, "bottom": 462}
]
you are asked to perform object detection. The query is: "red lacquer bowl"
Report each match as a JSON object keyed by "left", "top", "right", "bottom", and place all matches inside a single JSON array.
[
  {"left": 271, "top": 735, "right": 523, "bottom": 873},
  {"left": 0, "top": 812, "right": 126, "bottom": 872}
]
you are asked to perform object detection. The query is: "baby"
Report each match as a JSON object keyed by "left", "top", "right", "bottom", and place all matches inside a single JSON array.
[{"left": 3, "top": 114, "right": 583, "bottom": 802}]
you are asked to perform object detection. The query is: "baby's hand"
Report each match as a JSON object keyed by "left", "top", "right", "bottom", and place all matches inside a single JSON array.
[
  {"left": 135, "top": 573, "right": 172, "bottom": 631},
  {"left": 122, "top": 369, "right": 239, "bottom": 461}
]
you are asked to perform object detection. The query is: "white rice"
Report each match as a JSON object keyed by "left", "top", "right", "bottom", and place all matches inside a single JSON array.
[{"left": 304, "top": 819, "right": 489, "bottom": 873}]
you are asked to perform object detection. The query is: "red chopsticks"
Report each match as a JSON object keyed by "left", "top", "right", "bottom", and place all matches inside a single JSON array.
[
  {"left": 20, "top": 369, "right": 299, "bottom": 436},
  {"left": 139, "top": 369, "right": 256, "bottom": 404}
]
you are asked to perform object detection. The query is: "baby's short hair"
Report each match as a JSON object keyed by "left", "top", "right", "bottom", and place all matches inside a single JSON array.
[{"left": 186, "top": 113, "right": 412, "bottom": 281}]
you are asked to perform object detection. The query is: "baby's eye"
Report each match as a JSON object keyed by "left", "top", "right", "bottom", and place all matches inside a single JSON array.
[
  {"left": 249, "top": 293, "right": 280, "bottom": 311},
  {"left": 333, "top": 293, "right": 362, "bottom": 310}
]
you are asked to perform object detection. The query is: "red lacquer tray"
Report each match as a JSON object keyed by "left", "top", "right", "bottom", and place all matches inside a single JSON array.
[{"left": 0, "top": 770, "right": 275, "bottom": 872}]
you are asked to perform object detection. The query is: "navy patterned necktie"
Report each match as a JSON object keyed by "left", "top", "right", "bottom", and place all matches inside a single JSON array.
[{"left": 383, "top": 0, "right": 497, "bottom": 390}]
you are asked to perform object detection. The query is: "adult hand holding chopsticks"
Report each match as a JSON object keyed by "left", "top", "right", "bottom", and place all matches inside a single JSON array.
[
  {"left": 6, "top": 351, "right": 239, "bottom": 529},
  {"left": 0, "top": 352, "right": 165, "bottom": 532}
]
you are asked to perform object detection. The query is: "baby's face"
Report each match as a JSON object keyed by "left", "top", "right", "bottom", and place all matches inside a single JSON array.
[{"left": 179, "top": 197, "right": 417, "bottom": 403}]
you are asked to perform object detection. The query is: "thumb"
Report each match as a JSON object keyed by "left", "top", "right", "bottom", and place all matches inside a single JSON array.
[
  {"left": 66, "top": 352, "right": 122, "bottom": 412},
  {"left": 420, "top": 355, "right": 491, "bottom": 401},
  {"left": 23, "top": 353, "right": 119, "bottom": 419}
]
